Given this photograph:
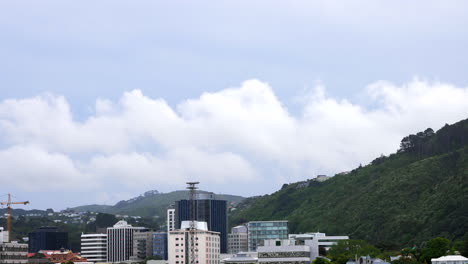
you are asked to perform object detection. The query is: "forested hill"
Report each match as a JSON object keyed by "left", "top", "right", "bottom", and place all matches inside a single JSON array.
[{"left": 230, "top": 118, "right": 468, "bottom": 249}]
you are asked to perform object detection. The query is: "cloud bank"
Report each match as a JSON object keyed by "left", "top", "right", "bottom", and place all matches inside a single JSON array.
[{"left": 1, "top": 79, "right": 467, "bottom": 205}]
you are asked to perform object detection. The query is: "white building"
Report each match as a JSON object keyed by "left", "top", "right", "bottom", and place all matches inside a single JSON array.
[
  {"left": 167, "top": 208, "right": 176, "bottom": 233},
  {"left": 80, "top": 233, "right": 107, "bottom": 263},
  {"left": 0, "top": 241, "right": 28, "bottom": 264},
  {"left": 257, "top": 239, "right": 318, "bottom": 264},
  {"left": 289, "top": 232, "right": 349, "bottom": 251},
  {"left": 228, "top": 226, "right": 248, "bottom": 254},
  {"left": 168, "top": 221, "right": 220, "bottom": 264},
  {"left": 431, "top": 255, "right": 468, "bottom": 264},
  {"left": 106, "top": 220, "right": 146, "bottom": 263},
  {"left": 0, "top": 227, "right": 9, "bottom": 243}
]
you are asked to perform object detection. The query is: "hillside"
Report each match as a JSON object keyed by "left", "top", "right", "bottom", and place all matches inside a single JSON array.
[
  {"left": 71, "top": 190, "right": 245, "bottom": 217},
  {"left": 230, "top": 118, "right": 468, "bottom": 248}
]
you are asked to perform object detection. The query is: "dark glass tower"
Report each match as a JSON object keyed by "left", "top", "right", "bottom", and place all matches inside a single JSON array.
[
  {"left": 175, "top": 194, "right": 228, "bottom": 253},
  {"left": 28, "top": 227, "right": 68, "bottom": 253}
]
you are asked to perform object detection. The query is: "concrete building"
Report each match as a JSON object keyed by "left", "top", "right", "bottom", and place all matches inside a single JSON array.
[
  {"left": 0, "top": 241, "right": 28, "bottom": 264},
  {"left": 289, "top": 232, "right": 349, "bottom": 252},
  {"left": 80, "top": 233, "right": 107, "bottom": 263},
  {"left": 28, "top": 227, "right": 68, "bottom": 253},
  {"left": 153, "top": 232, "right": 168, "bottom": 260},
  {"left": 167, "top": 208, "right": 176, "bottom": 233},
  {"left": 222, "top": 253, "right": 258, "bottom": 264},
  {"left": 106, "top": 220, "right": 146, "bottom": 263},
  {"left": 176, "top": 192, "right": 228, "bottom": 253},
  {"left": 0, "top": 228, "right": 8, "bottom": 244},
  {"left": 257, "top": 239, "right": 318, "bottom": 264},
  {"left": 431, "top": 256, "right": 468, "bottom": 264},
  {"left": 131, "top": 229, "right": 153, "bottom": 261},
  {"left": 168, "top": 221, "right": 220, "bottom": 264},
  {"left": 228, "top": 226, "right": 248, "bottom": 254},
  {"left": 247, "top": 221, "right": 288, "bottom": 251}
]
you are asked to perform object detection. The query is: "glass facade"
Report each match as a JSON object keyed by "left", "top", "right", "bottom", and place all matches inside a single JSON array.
[
  {"left": 28, "top": 227, "right": 68, "bottom": 253},
  {"left": 176, "top": 199, "right": 228, "bottom": 253},
  {"left": 247, "top": 221, "right": 288, "bottom": 251},
  {"left": 152, "top": 232, "right": 168, "bottom": 260}
]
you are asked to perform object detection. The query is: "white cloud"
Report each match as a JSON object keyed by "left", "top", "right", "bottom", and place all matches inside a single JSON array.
[{"left": 0, "top": 79, "right": 467, "bottom": 200}]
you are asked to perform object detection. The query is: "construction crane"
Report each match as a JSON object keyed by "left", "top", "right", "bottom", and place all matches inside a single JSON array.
[{"left": 0, "top": 193, "right": 29, "bottom": 242}]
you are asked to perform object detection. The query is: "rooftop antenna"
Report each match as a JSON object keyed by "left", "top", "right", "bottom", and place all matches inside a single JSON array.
[{"left": 186, "top": 182, "right": 199, "bottom": 264}]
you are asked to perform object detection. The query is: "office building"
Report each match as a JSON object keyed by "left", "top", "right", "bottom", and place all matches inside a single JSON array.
[
  {"left": 106, "top": 220, "right": 146, "bottom": 263},
  {"left": 152, "top": 232, "right": 168, "bottom": 260},
  {"left": 228, "top": 225, "right": 248, "bottom": 254},
  {"left": 289, "top": 232, "right": 349, "bottom": 253},
  {"left": 167, "top": 208, "right": 176, "bottom": 233},
  {"left": 80, "top": 233, "right": 107, "bottom": 263},
  {"left": 175, "top": 192, "right": 228, "bottom": 253},
  {"left": 168, "top": 221, "right": 220, "bottom": 264},
  {"left": 0, "top": 228, "right": 8, "bottom": 244},
  {"left": 131, "top": 229, "right": 153, "bottom": 261},
  {"left": 257, "top": 239, "right": 318, "bottom": 264},
  {"left": 247, "top": 221, "right": 288, "bottom": 251},
  {"left": 0, "top": 241, "right": 28, "bottom": 264},
  {"left": 28, "top": 227, "right": 68, "bottom": 253}
]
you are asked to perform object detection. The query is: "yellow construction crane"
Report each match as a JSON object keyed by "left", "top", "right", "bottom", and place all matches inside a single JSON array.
[{"left": 0, "top": 193, "right": 29, "bottom": 242}]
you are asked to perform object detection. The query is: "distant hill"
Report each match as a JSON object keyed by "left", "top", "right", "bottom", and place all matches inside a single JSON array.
[
  {"left": 70, "top": 190, "right": 245, "bottom": 217},
  {"left": 230, "top": 118, "right": 468, "bottom": 248}
]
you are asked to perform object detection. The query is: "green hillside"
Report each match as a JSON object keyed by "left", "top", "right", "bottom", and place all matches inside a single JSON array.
[
  {"left": 71, "top": 190, "right": 245, "bottom": 217},
  {"left": 230, "top": 118, "right": 468, "bottom": 248}
]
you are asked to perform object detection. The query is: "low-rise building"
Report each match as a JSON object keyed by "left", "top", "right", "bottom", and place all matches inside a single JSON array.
[
  {"left": 0, "top": 242, "right": 28, "bottom": 264},
  {"left": 80, "top": 233, "right": 107, "bottom": 263},
  {"left": 431, "top": 255, "right": 468, "bottom": 264},
  {"left": 222, "top": 253, "right": 257, "bottom": 264},
  {"left": 289, "top": 232, "right": 349, "bottom": 252},
  {"left": 0, "top": 228, "right": 9, "bottom": 244},
  {"left": 257, "top": 239, "right": 318, "bottom": 264}
]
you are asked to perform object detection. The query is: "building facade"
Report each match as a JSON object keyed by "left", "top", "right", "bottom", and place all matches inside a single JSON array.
[
  {"left": 131, "top": 229, "right": 153, "bottom": 261},
  {"left": 106, "top": 220, "right": 146, "bottom": 263},
  {"left": 228, "top": 226, "right": 248, "bottom": 254},
  {"left": 431, "top": 256, "right": 468, "bottom": 264},
  {"left": 247, "top": 221, "right": 288, "bottom": 251},
  {"left": 257, "top": 239, "right": 318, "bottom": 264},
  {"left": 80, "top": 233, "right": 107, "bottom": 263},
  {"left": 0, "top": 228, "right": 8, "bottom": 244},
  {"left": 167, "top": 208, "right": 176, "bottom": 233},
  {"left": 175, "top": 193, "right": 227, "bottom": 253},
  {"left": 28, "top": 227, "right": 68, "bottom": 253},
  {"left": 152, "top": 232, "right": 168, "bottom": 260},
  {"left": 168, "top": 221, "right": 220, "bottom": 264},
  {"left": 0, "top": 242, "right": 28, "bottom": 264}
]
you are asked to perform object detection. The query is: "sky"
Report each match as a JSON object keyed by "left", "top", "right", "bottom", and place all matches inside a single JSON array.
[{"left": 1, "top": 1, "right": 468, "bottom": 210}]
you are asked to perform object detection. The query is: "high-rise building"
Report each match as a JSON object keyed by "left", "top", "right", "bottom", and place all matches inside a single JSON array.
[
  {"left": 0, "top": 241, "right": 28, "bottom": 264},
  {"left": 106, "top": 221, "right": 146, "bottom": 263},
  {"left": 247, "top": 221, "right": 288, "bottom": 251},
  {"left": 168, "top": 221, "right": 220, "bottom": 264},
  {"left": 175, "top": 192, "right": 227, "bottom": 253},
  {"left": 28, "top": 227, "right": 68, "bottom": 253},
  {"left": 131, "top": 229, "right": 153, "bottom": 261},
  {"left": 152, "top": 232, "right": 168, "bottom": 260},
  {"left": 167, "top": 208, "right": 176, "bottom": 233},
  {"left": 228, "top": 225, "right": 248, "bottom": 254},
  {"left": 80, "top": 233, "right": 107, "bottom": 263}
]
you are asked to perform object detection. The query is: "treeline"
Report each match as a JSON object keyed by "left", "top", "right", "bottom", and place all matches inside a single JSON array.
[{"left": 325, "top": 236, "right": 468, "bottom": 264}]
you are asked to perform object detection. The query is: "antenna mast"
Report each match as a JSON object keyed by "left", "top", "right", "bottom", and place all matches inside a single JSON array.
[{"left": 186, "top": 182, "right": 199, "bottom": 264}]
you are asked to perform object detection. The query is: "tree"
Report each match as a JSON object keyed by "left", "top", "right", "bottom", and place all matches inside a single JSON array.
[
  {"left": 313, "top": 257, "right": 332, "bottom": 264},
  {"left": 420, "top": 237, "right": 451, "bottom": 264},
  {"left": 328, "top": 240, "right": 381, "bottom": 264},
  {"left": 96, "top": 213, "right": 118, "bottom": 228}
]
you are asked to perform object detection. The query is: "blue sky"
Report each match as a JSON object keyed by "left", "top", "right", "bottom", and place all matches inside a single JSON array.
[{"left": 1, "top": 1, "right": 468, "bottom": 210}]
